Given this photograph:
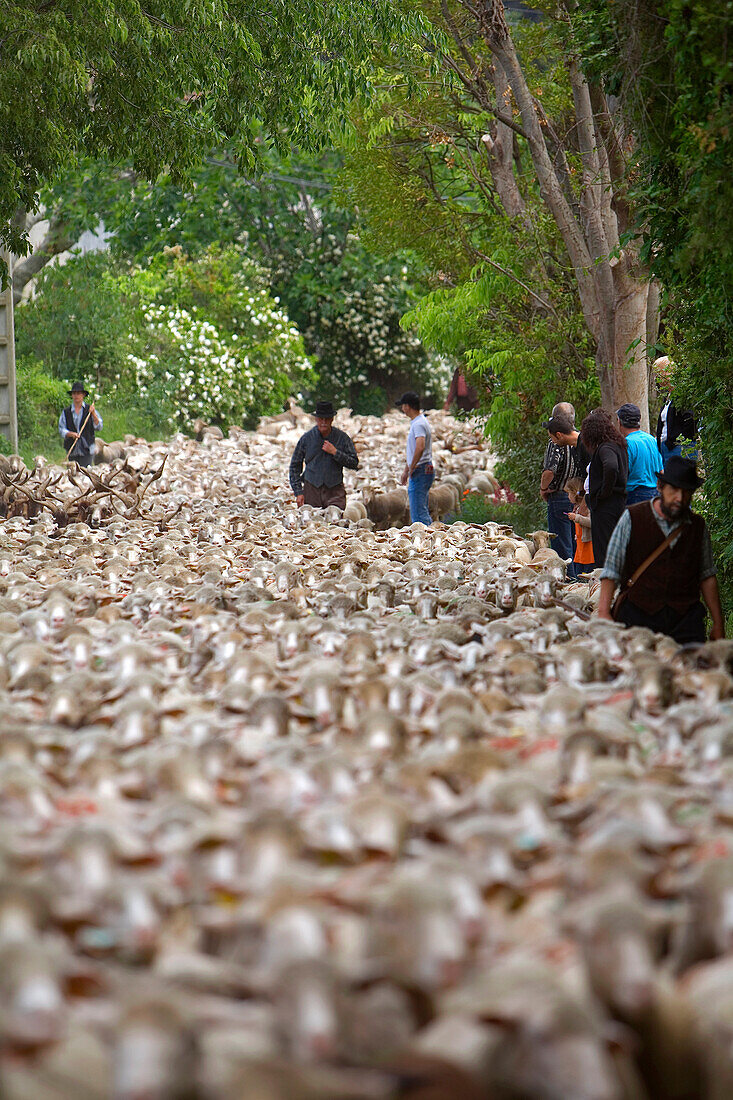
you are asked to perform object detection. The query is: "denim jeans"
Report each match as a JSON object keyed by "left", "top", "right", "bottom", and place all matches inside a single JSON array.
[
  {"left": 408, "top": 465, "right": 435, "bottom": 525},
  {"left": 660, "top": 440, "right": 698, "bottom": 465},
  {"left": 546, "top": 492, "right": 576, "bottom": 578},
  {"left": 626, "top": 485, "right": 658, "bottom": 505}
]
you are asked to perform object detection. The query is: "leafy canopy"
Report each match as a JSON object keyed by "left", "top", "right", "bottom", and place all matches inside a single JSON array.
[{"left": 0, "top": 0, "right": 427, "bottom": 261}]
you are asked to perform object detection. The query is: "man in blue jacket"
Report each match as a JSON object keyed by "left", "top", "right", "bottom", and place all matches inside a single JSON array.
[{"left": 616, "top": 403, "right": 663, "bottom": 505}]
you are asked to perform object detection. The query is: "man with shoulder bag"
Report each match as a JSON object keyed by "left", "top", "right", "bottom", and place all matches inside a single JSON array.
[{"left": 595, "top": 456, "right": 724, "bottom": 644}]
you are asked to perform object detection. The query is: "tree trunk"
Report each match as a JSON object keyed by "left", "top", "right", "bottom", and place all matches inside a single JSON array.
[
  {"left": 12, "top": 214, "right": 77, "bottom": 305},
  {"left": 610, "top": 257, "right": 650, "bottom": 428},
  {"left": 476, "top": 0, "right": 651, "bottom": 426}
]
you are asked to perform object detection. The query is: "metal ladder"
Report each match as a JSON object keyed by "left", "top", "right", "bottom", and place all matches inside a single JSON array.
[{"left": 0, "top": 251, "right": 18, "bottom": 453}]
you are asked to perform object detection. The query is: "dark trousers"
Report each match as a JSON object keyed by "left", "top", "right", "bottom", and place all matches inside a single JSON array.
[
  {"left": 68, "top": 452, "right": 92, "bottom": 467},
  {"left": 547, "top": 492, "right": 576, "bottom": 579},
  {"left": 626, "top": 485, "right": 657, "bottom": 505},
  {"left": 616, "top": 599, "right": 707, "bottom": 645},
  {"left": 591, "top": 497, "right": 626, "bottom": 571},
  {"left": 303, "top": 481, "right": 346, "bottom": 509}
]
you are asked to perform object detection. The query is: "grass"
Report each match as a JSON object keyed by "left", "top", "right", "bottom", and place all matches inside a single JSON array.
[{"left": 447, "top": 492, "right": 547, "bottom": 536}]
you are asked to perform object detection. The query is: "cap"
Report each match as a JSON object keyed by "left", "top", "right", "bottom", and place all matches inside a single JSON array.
[
  {"left": 616, "top": 402, "right": 642, "bottom": 427},
  {"left": 395, "top": 391, "right": 420, "bottom": 409}
]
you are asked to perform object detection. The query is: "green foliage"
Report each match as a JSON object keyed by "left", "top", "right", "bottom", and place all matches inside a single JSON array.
[
  {"left": 14, "top": 246, "right": 315, "bottom": 437},
  {"left": 574, "top": 0, "right": 733, "bottom": 618},
  {"left": 0, "top": 0, "right": 420, "bottom": 266},
  {"left": 15, "top": 358, "right": 69, "bottom": 463},
  {"left": 124, "top": 249, "right": 315, "bottom": 430},
  {"left": 15, "top": 253, "right": 139, "bottom": 390},
  {"left": 40, "top": 149, "right": 445, "bottom": 406},
  {"left": 336, "top": 9, "right": 601, "bottom": 491},
  {"left": 448, "top": 493, "right": 546, "bottom": 536}
]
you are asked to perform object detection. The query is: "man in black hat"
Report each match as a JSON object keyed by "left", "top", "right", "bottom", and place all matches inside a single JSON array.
[
  {"left": 288, "top": 400, "right": 359, "bottom": 509},
  {"left": 596, "top": 456, "right": 725, "bottom": 643},
  {"left": 616, "top": 402, "right": 663, "bottom": 505},
  {"left": 58, "top": 382, "right": 102, "bottom": 467}
]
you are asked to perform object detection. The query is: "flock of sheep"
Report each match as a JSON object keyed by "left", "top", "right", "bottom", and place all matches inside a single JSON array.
[{"left": 0, "top": 406, "right": 730, "bottom": 1099}]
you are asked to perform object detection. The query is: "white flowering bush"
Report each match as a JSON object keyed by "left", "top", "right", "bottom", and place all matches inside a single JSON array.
[
  {"left": 118, "top": 249, "right": 315, "bottom": 429},
  {"left": 270, "top": 234, "right": 452, "bottom": 411}
]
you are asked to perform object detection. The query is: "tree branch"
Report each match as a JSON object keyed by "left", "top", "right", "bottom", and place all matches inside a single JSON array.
[{"left": 11, "top": 215, "right": 77, "bottom": 304}]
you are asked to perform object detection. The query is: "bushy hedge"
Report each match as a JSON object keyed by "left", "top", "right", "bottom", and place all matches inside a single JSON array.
[
  {"left": 14, "top": 247, "right": 316, "bottom": 440},
  {"left": 15, "top": 358, "right": 69, "bottom": 460}
]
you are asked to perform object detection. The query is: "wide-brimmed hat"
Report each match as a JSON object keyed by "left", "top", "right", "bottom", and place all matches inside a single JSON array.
[
  {"left": 617, "top": 402, "right": 642, "bottom": 427},
  {"left": 313, "top": 400, "right": 335, "bottom": 418},
  {"left": 395, "top": 391, "right": 420, "bottom": 409},
  {"left": 660, "top": 455, "right": 702, "bottom": 490},
  {"left": 68, "top": 381, "right": 88, "bottom": 396}
]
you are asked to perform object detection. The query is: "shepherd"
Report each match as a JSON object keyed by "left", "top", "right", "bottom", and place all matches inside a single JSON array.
[
  {"left": 289, "top": 400, "right": 359, "bottom": 510},
  {"left": 58, "top": 382, "right": 103, "bottom": 468}
]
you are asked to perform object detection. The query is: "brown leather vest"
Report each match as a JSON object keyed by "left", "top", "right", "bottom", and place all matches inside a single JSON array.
[{"left": 622, "top": 502, "right": 705, "bottom": 614}]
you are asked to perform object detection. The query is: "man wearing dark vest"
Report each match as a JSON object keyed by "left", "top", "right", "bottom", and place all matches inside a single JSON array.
[
  {"left": 288, "top": 399, "right": 359, "bottom": 510},
  {"left": 596, "top": 456, "right": 724, "bottom": 644},
  {"left": 58, "top": 382, "right": 102, "bottom": 467}
]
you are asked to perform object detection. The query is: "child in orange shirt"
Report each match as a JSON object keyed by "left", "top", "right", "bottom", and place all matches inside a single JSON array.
[{"left": 565, "top": 477, "right": 595, "bottom": 574}]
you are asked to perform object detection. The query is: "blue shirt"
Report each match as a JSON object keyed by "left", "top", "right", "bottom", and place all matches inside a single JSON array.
[
  {"left": 625, "top": 430, "right": 662, "bottom": 491},
  {"left": 58, "top": 403, "right": 103, "bottom": 455}
]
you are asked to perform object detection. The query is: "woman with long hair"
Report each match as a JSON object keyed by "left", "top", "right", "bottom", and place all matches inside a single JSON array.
[{"left": 580, "top": 409, "right": 629, "bottom": 569}]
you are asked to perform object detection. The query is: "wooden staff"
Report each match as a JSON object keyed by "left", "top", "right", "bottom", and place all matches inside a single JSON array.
[{"left": 67, "top": 401, "right": 95, "bottom": 460}]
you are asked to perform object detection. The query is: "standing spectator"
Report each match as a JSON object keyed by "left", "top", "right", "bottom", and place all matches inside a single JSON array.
[
  {"left": 58, "top": 381, "right": 102, "bottom": 468},
  {"left": 443, "top": 367, "right": 479, "bottom": 413},
  {"left": 543, "top": 412, "right": 590, "bottom": 481},
  {"left": 654, "top": 356, "right": 697, "bottom": 463},
  {"left": 397, "top": 391, "right": 434, "bottom": 526},
  {"left": 580, "top": 409, "right": 628, "bottom": 570},
  {"left": 616, "top": 403, "right": 663, "bottom": 505},
  {"left": 540, "top": 412, "right": 581, "bottom": 576},
  {"left": 596, "top": 457, "right": 724, "bottom": 644},
  {"left": 289, "top": 400, "right": 359, "bottom": 509}
]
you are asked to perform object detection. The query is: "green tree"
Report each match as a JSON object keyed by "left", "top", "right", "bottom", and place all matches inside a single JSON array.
[
  {"left": 337, "top": 10, "right": 603, "bottom": 497},
  {"left": 1, "top": 0, "right": 416, "bottom": 265},
  {"left": 31, "top": 151, "right": 445, "bottom": 409},
  {"left": 574, "top": 0, "right": 733, "bottom": 617},
  {"left": 338, "top": 0, "right": 656, "bottom": 425},
  {"left": 15, "top": 246, "right": 315, "bottom": 433}
]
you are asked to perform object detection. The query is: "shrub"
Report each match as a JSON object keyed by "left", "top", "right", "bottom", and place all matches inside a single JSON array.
[
  {"left": 16, "top": 358, "right": 69, "bottom": 460},
  {"left": 122, "top": 249, "right": 316, "bottom": 431},
  {"left": 449, "top": 491, "right": 546, "bottom": 536}
]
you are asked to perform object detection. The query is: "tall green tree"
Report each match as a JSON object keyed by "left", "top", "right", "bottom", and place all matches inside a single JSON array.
[
  {"left": 341, "top": 0, "right": 657, "bottom": 424},
  {"left": 574, "top": 0, "right": 733, "bottom": 612}
]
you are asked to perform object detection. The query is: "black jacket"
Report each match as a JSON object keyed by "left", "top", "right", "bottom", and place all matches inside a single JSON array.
[
  {"left": 587, "top": 439, "right": 628, "bottom": 510},
  {"left": 656, "top": 401, "right": 696, "bottom": 449},
  {"left": 288, "top": 426, "right": 359, "bottom": 494}
]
